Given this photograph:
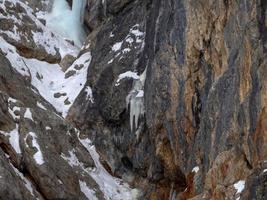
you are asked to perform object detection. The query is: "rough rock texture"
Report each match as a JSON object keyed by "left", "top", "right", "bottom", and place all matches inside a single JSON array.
[
  {"left": 69, "top": 0, "right": 267, "bottom": 199},
  {"left": 0, "top": 0, "right": 266, "bottom": 199},
  {"left": 0, "top": 52, "right": 103, "bottom": 199},
  {"left": 0, "top": 0, "right": 61, "bottom": 63}
]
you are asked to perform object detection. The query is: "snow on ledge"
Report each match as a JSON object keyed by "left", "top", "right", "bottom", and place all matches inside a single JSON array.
[{"left": 234, "top": 180, "right": 245, "bottom": 194}]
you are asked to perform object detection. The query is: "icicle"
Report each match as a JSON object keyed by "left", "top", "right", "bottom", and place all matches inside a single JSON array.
[
  {"left": 72, "top": 0, "right": 86, "bottom": 23},
  {"left": 127, "top": 68, "right": 147, "bottom": 131}
]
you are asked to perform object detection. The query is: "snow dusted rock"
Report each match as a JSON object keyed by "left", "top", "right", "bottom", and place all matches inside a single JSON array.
[
  {"left": 0, "top": 51, "right": 134, "bottom": 199},
  {"left": 0, "top": 0, "right": 62, "bottom": 63}
]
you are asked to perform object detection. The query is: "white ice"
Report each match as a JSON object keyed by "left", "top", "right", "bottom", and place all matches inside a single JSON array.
[
  {"left": 126, "top": 68, "right": 147, "bottom": 131},
  {"left": 45, "top": 0, "right": 87, "bottom": 47}
]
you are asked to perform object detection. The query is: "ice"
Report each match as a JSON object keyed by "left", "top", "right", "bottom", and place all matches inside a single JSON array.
[
  {"left": 24, "top": 108, "right": 33, "bottom": 121},
  {"left": 45, "top": 0, "right": 87, "bottom": 47},
  {"left": 28, "top": 132, "right": 44, "bottom": 165},
  {"left": 126, "top": 68, "right": 147, "bottom": 131},
  {"left": 234, "top": 180, "right": 245, "bottom": 194},
  {"left": 79, "top": 180, "right": 97, "bottom": 200}
]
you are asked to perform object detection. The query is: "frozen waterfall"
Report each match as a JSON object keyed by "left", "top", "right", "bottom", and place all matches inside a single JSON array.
[{"left": 46, "top": 0, "right": 87, "bottom": 47}]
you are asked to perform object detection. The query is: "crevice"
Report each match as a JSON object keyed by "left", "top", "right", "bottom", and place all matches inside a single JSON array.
[{"left": 0, "top": 143, "right": 47, "bottom": 200}]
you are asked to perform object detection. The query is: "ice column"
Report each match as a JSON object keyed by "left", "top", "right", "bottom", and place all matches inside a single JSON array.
[{"left": 46, "top": 0, "right": 87, "bottom": 47}]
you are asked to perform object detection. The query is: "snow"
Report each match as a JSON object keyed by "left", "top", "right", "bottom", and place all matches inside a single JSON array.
[
  {"left": 136, "top": 90, "right": 144, "bottom": 98},
  {"left": 112, "top": 41, "right": 123, "bottom": 52},
  {"left": 8, "top": 105, "right": 20, "bottom": 120},
  {"left": 116, "top": 71, "right": 140, "bottom": 86},
  {"left": 8, "top": 125, "right": 21, "bottom": 154},
  {"left": 0, "top": 0, "right": 79, "bottom": 58},
  {"left": 0, "top": 37, "right": 90, "bottom": 117},
  {"left": 8, "top": 97, "right": 20, "bottom": 120},
  {"left": 37, "top": 102, "right": 47, "bottom": 110},
  {"left": 24, "top": 108, "right": 33, "bottom": 121},
  {"left": 192, "top": 166, "right": 199, "bottom": 173},
  {"left": 45, "top": 0, "right": 87, "bottom": 47},
  {"left": 85, "top": 86, "right": 94, "bottom": 103},
  {"left": 45, "top": 126, "right": 51, "bottom": 130},
  {"left": 79, "top": 137, "right": 136, "bottom": 200},
  {"left": 0, "top": 124, "right": 21, "bottom": 154},
  {"left": 234, "top": 180, "right": 245, "bottom": 194},
  {"left": 28, "top": 132, "right": 44, "bottom": 165},
  {"left": 10, "top": 161, "right": 34, "bottom": 196},
  {"left": 79, "top": 180, "right": 97, "bottom": 200},
  {"left": 61, "top": 150, "right": 82, "bottom": 167},
  {"left": 108, "top": 59, "right": 114, "bottom": 64}
]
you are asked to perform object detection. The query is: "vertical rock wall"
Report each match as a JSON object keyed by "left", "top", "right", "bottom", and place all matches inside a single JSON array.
[{"left": 69, "top": 0, "right": 267, "bottom": 199}]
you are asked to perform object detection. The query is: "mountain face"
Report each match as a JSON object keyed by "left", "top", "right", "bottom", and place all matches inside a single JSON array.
[{"left": 0, "top": 0, "right": 266, "bottom": 200}]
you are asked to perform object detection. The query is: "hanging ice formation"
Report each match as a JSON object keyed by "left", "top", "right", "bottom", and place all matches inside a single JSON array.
[
  {"left": 46, "top": 0, "right": 87, "bottom": 47},
  {"left": 126, "top": 68, "right": 147, "bottom": 131}
]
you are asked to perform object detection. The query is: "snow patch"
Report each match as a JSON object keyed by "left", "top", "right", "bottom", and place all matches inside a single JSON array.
[
  {"left": 79, "top": 180, "right": 97, "bottom": 200},
  {"left": 112, "top": 41, "right": 123, "bottom": 52},
  {"left": 85, "top": 86, "right": 94, "bottom": 103},
  {"left": 116, "top": 71, "right": 140, "bottom": 86},
  {"left": 24, "top": 108, "right": 33, "bottom": 121},
  {"left": 61, "top": 150, "right": 82, "bottom": 167},
  {"left": 28, "top": 132, "right": 44, "bottom": 165},
  {"left": 0, "top": 124, "right": 22, "bottom": 154},
  {"left": 79, "top": 137, "right": 136, "bottom": 200},
  {"left": 37, "top": 102, "right": 47, "bottom": 110},
  {"left": 192, "top": 166, "right": 199, "bottom": 173},
  {"left": 234, "top": 180, "right": 245, "bottom": 194},
  {"left": 10, "top": 161, "right": 34, "bottom": 196}
]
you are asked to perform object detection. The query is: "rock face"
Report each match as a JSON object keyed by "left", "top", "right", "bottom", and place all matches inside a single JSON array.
[
  {"left": 0, "top": 0, "right": 266, "bottom": 200},
  {"left": 69, "top": 0, "right": 267, "bottom": 199}
]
